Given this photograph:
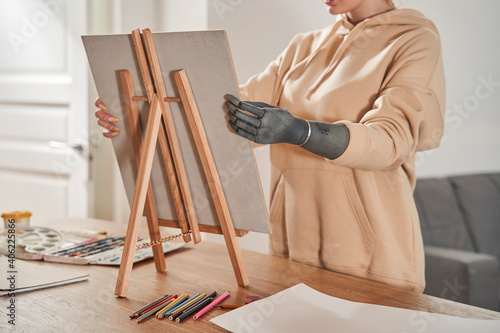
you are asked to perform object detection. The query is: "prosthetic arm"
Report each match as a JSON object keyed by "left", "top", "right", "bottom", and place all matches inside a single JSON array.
[{"left": 226, "top": 95, "right": 349, "bottom": 160}]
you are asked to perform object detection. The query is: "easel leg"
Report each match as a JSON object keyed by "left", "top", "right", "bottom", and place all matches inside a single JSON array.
[
  {"left": 120, "top": 69, "right": 166, "bottom": 273},
  {"left": 144, "top": 191, "right": 166, "bottom": 272},
  {"left": 175, "top": 70, "right": 249, "bottom": 286},
  {"left": 115, "top": 95, "right": 163, "bottom": 297}
]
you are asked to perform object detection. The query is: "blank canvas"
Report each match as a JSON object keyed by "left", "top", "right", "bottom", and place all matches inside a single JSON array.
[{"left": 82, "top": 30, "right": 269, "bottom": 234}]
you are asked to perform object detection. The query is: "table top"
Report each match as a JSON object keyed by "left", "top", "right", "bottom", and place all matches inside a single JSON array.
[{"left": 3, "top": 218, "right": 500, "bottom": 332}]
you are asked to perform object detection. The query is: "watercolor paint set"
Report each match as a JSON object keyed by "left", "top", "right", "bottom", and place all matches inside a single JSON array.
[{"left": 43, "top": 236, "right": 185, "bottom": 265}]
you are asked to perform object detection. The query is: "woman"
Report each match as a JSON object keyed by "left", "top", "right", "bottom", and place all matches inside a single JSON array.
[{"left": 96, "top": 0, "right": 445, "bottom": 292}]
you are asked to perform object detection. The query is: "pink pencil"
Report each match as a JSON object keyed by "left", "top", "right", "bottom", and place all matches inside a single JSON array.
[{"left": 193, "top": 291, "right": 230, "bottom": 320}]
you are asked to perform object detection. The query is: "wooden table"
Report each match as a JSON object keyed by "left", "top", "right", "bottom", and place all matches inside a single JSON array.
[{"left": 2, "top": 218, "right": 500, "bottom": 332}]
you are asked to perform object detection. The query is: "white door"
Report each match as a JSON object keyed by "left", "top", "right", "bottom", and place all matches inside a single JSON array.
[{"left": 0, "top": 0, "right": 89, "bottom": 224}]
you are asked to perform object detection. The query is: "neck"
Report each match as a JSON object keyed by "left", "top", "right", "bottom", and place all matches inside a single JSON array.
[{"left": 347, "top": 1, "right": 395, "bottom": 25}]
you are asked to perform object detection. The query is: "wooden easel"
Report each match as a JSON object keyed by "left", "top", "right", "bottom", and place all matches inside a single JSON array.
[{"left": 115, "top": 28, "right": 249, "bottom": 297}]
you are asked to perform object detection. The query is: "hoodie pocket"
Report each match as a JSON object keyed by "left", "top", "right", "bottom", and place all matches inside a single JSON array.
[{"left": 281, "top": 169, "right": 375, "bottom": 271}]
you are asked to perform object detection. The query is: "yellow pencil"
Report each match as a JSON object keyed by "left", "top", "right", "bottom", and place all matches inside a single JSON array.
[
  {"left": 151, "top": 298, "right": 176, "bottom": 318},
  {"left": 156, "top": 295, "right": 186, "bottom": 318},
  {"left": 168, "top": 293, "right": 207, "bottom": 320},
  {"left": 156, "top": 295, "right": 186, "bottom": 319},
  {"left": 156, "top": 295, "right": 184, "bottom": 318},
  {"left": 156, "top": 295, "right": 188, "bottom": 319}
]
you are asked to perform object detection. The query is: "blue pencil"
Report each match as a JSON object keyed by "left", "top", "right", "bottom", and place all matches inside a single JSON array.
[
  {"left": 179, "top": 291, "right": 217, "bottom": 315},
  {"left": 175, "top": 296, "right": 215, "bottom": 322},
  {"left": 165, "top": 293, "right": 201, "bottom": 317}
]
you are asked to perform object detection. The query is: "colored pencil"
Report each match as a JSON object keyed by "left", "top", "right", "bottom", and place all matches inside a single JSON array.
[
  {"left": 175, "top": 295, "right": 216, "bottom": 322},
  {"left": 136, "top": 295, "right": 177, "bottom": 323},
  {"left": 176, "top": 298, "right": 213, "bottom": 322},
  {"left": 193, "top": 291, "right": 230, "bottom": 320},
  {"left": 137, "top": 295, "right": 177, "bottom": 318},
  {"left": 180, "top": 291, "right": 217, "bottom": 315},
  {"left": 156, "top": 294, "right": 187, "bottom": 317},
  {"left": 169, "top": 293, "right": 206, "bottom": 320},
  {"left": 155, "top": 295, "right": 184, "bottom": 318},
  {"left": 156, "top": 295, "right": 188, "bottom": 319},
  {"left": 164, "top": 294, "right": 201, "bottom": 318},
  {"left": 129, "top": 294, "right": 170, "bottom": 318}
]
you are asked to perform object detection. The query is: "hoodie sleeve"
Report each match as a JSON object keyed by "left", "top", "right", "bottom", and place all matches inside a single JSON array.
[
  {"left": 238, "top": 51, "right": 284, "bottom": 103},
  {"left": 239, "top": 30, "right": 322, "bottom": 103},
  {"left": 328, "top": 28, "right": 446, "bottom": 171}
]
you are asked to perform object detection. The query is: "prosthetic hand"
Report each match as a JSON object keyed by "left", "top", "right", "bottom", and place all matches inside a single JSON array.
[{"left": 226, "top": 94, "right": 350, "bottom": 160}]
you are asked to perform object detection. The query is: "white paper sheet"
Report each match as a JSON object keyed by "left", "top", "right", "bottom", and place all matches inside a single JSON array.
[
  {"left": 0, "top": 258, "right": 88, "bottom": 296},
  {"left": 210, "top": 283, "right": 500, "bottom": 333}
]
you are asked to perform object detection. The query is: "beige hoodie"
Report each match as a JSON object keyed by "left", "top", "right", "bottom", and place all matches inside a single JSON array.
[{"left": 239, "top": 9, "right": 445, "bottom": 292}]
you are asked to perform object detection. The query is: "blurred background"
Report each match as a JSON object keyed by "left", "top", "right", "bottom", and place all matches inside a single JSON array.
[{"left": 0, "top": 0, "right": 499, "bottom": 254}]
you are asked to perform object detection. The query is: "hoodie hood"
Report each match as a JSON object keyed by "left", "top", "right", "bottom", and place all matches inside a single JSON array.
[
  {"left": 340, "top": 8, "right": 439, "bottom": 31},
  {"left": 301, "top": 9, "right": 440, "bottom": 97}
]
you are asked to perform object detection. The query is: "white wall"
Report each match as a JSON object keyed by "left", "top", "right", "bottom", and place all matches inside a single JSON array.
[{"left": 403, "top": 0, "right": 500, "bottom": 177}]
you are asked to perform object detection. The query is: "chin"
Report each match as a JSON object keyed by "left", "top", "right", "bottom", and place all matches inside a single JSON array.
[
  {"left": 326, "top": 6, "right": 342, "bottom": 16},
  {"left": 324, "top": 1, "right": 347, "bottom": 16}
]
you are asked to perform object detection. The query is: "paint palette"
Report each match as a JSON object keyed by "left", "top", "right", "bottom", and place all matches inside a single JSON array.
[
  {"left": 0, "top": 226, "right": 65, "bottom": 259},
  {"left": 17, "top": 227, "right": 65, "bottom": 253}
]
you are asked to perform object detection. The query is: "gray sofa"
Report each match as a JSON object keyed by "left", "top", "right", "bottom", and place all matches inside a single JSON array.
[{"left": 414, "top": 173, "right": 500, "bottom": 311}]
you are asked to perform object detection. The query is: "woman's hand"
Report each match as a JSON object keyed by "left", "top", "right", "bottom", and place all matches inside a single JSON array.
[
  {"left": 94, "top": 98, "right": 119, "bottom": 138},
  {"left": 225, "top": 94, "right": 309, "bottom": 145},
  {"left": 225, "top": 94, "right": 349, "bottom": 159}
]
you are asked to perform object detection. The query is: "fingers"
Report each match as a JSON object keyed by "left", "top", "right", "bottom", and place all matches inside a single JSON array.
[
  {"left": 245, "top": 101, "right": 274, "bottom": 109},
  {"left": 95, "top": 109, "right": 118, "bottom": 123},
  {"left": 229, "top": 121, "right": 256, "bottom": 142},
  {"left": 95, "top": 110, "right": 120, "bottom": 137},
  {"left": 238, "top": 100, "right": 265, "bottom": 117},
  {"left": 225, "top": 94, "right": 240, "bottom": 107},
  {"left": 94, "top": 99, "right": 119, "bottom": 138},
  {"left": 226, "top": 96, "right": 260, "bottom": 137},
  {"left": 231, "top": 109, "right": 261, "bottom": 128},
  {"left": 94, "top": 97, "right": 107, "bottom": 110},
  {"left": 224, "top": 94, "right": 265, "bottom": 118},
  {"left": 225, "top": 99, "right": 238, "bottom": 114},
  {"left": 103, "top": 131, "right": 119, "bottom": 138},
  {"left": 97, "top": 119, "right": 119, "bottom": 132},
  {"left": 229, "top": 113, "right": 258, "bottom": 136}
]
